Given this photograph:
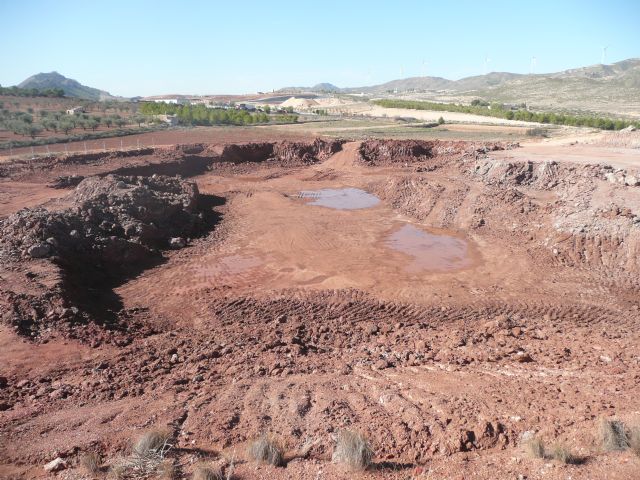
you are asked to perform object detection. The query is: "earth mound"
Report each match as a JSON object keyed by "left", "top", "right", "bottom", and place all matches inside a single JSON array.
[{"left": 0, "top": 174, "right": 209, "bottom": 339}]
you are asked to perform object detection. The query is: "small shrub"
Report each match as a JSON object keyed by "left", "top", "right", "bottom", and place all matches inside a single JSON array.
[
  {"left": 247, "top": 434, "right": 284, "bottom": 466},
  {"left": 108, "top": 429, "right": 173, "bottom": 479},
  {"left": 551, "top": 443, "right": 577, "bottom": 464},
  {"left": 599, "top": 419, "right": 629, "bottom": 451},
  {"left": 437, "top": 116, "right": 445, "bottom": 125},
  {"left": 192, "top": 463, "right": 223, "bottom": 480},
  {"left": 108, "top": 460, "right": 128, "bottom": 479},
  {"left": 332, "top": 430, "right": 373, "bottom": 471},
  {"left": 526, "top": 127, "right": 549, "bottom": 138},
  {"left": 160, "top": 460, "right": 177, "bottom": 479},
  {"left": 133, "top": 428, "right": 173, "bottom": 457},
  {"left": 526, "top": 437, "right": 545, "bottom": 459},
  {"left": 80, "top": 451, "right": 102, "bottom": 475}
]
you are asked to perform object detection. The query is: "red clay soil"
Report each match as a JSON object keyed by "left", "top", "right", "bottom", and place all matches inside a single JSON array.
[{"left": 0, "top": 136, "right": 639, "bottom": 479}]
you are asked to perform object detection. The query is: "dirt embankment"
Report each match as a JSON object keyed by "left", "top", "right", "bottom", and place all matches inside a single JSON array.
[
  {"left": 367, "top": 140, "right": 640, "bottom": 284},
  {"left": 0, "top": 139, "right": 344, "bottom": 181},
  {"left": 219, "top": 138, "right": 343, "bottom": 165},
  {"left": 357, "top": 139, "right": 516, "bottom": 166},
  {"left": 468, "top": 156, "right": 640, "bottom": 281}
]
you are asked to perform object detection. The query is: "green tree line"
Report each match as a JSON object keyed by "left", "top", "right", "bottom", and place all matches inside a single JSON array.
[
  {"left": 139, "top": 102, "right": 297, "bottom": 126},
  {"left": 372, "top": 99, "right": 640, "bottom": 131},
  {"left": 0, "top": 85, "right": 65, "bottom": 98}
]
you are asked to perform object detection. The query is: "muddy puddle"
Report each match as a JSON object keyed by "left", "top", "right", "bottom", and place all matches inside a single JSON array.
[
  {"left": 299, "top": 187, "right": 380, "bottom": 210},
  {"left": 385, "top": 224, "right": 471, "bottom": 272},
  {"left": 194, "top": 255, "right": 262, "bottom": 280}
]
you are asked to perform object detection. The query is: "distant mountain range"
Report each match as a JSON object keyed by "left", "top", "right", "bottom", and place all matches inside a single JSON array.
[
  {"left": 18, "top": 72, "right": 120, "bottom": 101},
  {"left": 277, "top": 58, "right": 640, "bottom": 115},
  {"left": 280, "top": 58, "right": 640, "bottom": 94},
  {"left": 14, "top": 58, "right": 640, "bottom": 115}
]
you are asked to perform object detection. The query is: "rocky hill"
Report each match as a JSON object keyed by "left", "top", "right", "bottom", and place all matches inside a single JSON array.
[{"left": 18, "top": 72, "right": 120, "bottom": 101}]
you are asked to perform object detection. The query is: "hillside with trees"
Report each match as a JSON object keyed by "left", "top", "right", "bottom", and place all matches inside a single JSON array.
[{"left": 18, "top": 72, "right": 120, "bottom": 101}]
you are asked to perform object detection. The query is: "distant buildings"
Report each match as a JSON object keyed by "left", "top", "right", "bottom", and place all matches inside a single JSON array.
[
  {"left": 150, "top": 98, "right": 188, "bottom": 105},
  {"left": 158, "top": 114, "right": 178, "bottom": 126},
  {"left": 66, "top": 106, "right": 85, "bottom": 115}
]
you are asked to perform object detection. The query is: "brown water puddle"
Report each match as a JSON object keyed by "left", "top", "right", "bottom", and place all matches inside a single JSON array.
[
  {"left": 385, "top": 224, "right": 471, "bottom": 272},
  {"left": 299, "top": 187, "right": 380, "bottom": 210}
]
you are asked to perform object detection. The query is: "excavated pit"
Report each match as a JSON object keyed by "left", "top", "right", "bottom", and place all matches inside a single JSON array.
[{"left": 1, "top": 137, "right": 640, "bottom": 479}]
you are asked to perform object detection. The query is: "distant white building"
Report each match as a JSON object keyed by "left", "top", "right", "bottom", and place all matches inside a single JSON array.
[
  {"left": 152, "top": 98, "right": 188, "bottom": 105},
  {"left": 158, "top": 114, "right": 178, "bottom": 126},
  {"left": 66, "top": 106, "right": 85, "bottom": 115}
]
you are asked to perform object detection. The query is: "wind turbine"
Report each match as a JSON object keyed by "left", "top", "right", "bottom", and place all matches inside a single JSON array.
[
  {"left": 530, "top": 56, "right": 537, "bottom": 74},
  {"left": 484, "top": 55, "right": 491, "bottom": 75},
  {"left": 601, "top": 45, "right": 609, "bottom": 64},
  {"left": 421, "top": 59, "right": 428, "bottom": 76},
  {"left": 399, "top": 65, "right": 404, "bottom": 77}
]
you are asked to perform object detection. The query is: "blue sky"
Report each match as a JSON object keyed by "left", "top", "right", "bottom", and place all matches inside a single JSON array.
[{"left": 1, "top": 0, "right": 639, "bottom": 96}]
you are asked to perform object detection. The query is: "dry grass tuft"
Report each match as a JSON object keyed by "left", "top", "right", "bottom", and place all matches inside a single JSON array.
[
  {"left": 599, "top": 419, "right": 629, "bottom": 452},
  {"left": 159, "top": 459, "right": 177, "bottom": 480},
  {"left": 247, "top": 434, "right": 284, "bottom": 466},
  {"left": 192, "top": 463, "right": 223, "bottom": 480},
  {"left": 133, "top": 428, "right": 173, "bottom": 457},
  {"left": 108, "top": 428, "right": 174, "bottom": 479},
  {"left": 525, "top": 437, "right": 546, "bottom": 459},
  {"left": 550, "top": 443, "right": 578, "bottom": 465},
  {"left": 332, "top": 429, "right": 373, "bottom": 471},
  {"left": 107, "top": 460, "right": 129, "bottom": 479},
  {"left": 80, "top": 451, "right": 102, "bottom": 475}
]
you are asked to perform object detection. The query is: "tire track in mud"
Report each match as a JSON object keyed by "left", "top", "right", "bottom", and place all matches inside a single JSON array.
[{"left": 205, "top": 288, "right": 635, "bottom": 334}]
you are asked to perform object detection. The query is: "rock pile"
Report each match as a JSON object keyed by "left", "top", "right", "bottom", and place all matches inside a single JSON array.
[{"left": 1, "top": 174, "right": 200, "bottom": 262}]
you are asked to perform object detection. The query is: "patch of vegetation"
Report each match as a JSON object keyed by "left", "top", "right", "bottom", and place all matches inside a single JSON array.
[
  {"left": 0, "top": 126, "right": 161, "bottom": 151},
  {"left": 526, "top": 127, "right": 550, "bottom": 137},
  {"left": 0, "top": 98, "right": 154, "bottom": 149},
  {"left": 331, "top": 430, "right": 373, "bottom": 471},
  {"left": 133, "top": 429, "right": 173, "bottom": 457},
  {"left": 247, "top": 434, "right": 284, "bottom": 466},
  {"left": 525, "top": 437, "right": 546, "bottom": 459},
  {"left": 550, "top": 443, "right": 579, "bottom": 465},
  {"left": 109, "top": 428, "right": 174, "bottom": 478},
  {"left": 0, "top": 85, "right": 64, "bottom": 98},
  {"left": 79, "top": 452, "right": 102, "bottom": 475},
  {"left": 192, "top": 463, "right": 223, "bottom": 480},
  {"left": 140, "top": 102, "right": 298, "bottom": 126},
  {"left": 600, "top": 419, "right": 630, "bottom": 451},
  {"left": 372, "top": 99, "right": 640, "bottom": 131}
]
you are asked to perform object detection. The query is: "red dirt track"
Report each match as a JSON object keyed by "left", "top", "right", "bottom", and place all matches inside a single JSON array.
[{"left": 1, "top": 134, "right": 639, "bottom": 479}]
